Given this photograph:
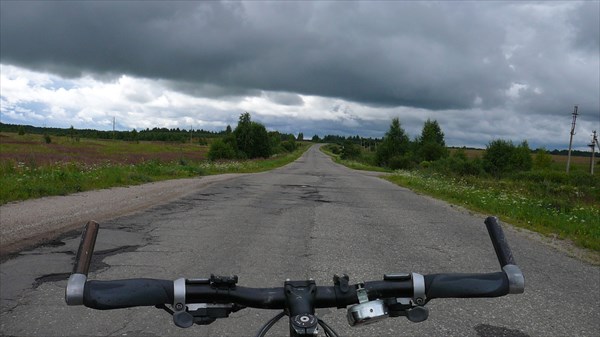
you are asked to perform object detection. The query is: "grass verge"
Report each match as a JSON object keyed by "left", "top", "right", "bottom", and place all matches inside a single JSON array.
[
  {"left": 320, "top": 146, "right": 391, "bottom": 173},
  {"left": 386, "top": 170, "right": 599, "bottom": 252}
]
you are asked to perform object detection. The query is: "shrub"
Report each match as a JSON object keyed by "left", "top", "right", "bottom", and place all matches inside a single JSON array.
[
  {"left": 43, "top": 134, "right": 52, "bottom": 144},
  {"left": 282, "top": 140, "right": 297, "bottom": 152},
  {"left": 327, "top": 144, "right": 342, "bottom": 155},
  {"left": 533, "top": 148, "right": 553, "bottom": 170},
  {"left": 431, "top": 152, "right": 484, "bottom": 177},
  {"left": 341, "top": 142, "right": 361, "bottom": 160},
  {"left": 388, "top": 155, "right": 413, "bottom": 170},
  {"left": 483, "top": 139, "right": 532, "bottom": 176},
  {"left": 208, "top": 139, "right": 237, "bottom": 160}
]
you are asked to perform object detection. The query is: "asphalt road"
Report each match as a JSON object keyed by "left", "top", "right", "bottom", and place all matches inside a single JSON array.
[{"left": 1, "top": 145, "right": 598, "bottom": 337}]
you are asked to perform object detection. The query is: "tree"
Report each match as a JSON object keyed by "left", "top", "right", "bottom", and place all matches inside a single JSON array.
[
  {"left": 417, "top": 119, "right": 447, "bottom": 161},
  {"left": 232, "top": 112, "right": 272, "bottom": 158},
  {"left": 376, "top": 118, "right": 410, "bottom": 167},
  {"left": 131, "top": 129, "right": 138, "bottom": 142},
  {"left": 69, "top": 125, "right": 76, "bottom": 140},
  {"left": 311, "top": 135, "right": 320, "bottom": 142},
  {"left": 297, "top": 132, "right": 304, "bottom": 141},
  {"left": 225, "top": 125, "right": 232, "bottom": 134}
]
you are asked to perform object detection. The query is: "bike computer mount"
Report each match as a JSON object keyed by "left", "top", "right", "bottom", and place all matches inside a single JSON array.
[
  {"left": 161, "top": 275, "right": 244, "bottom": 328},
  {"left": 346, "top": 272, "right": 429, "bottom": 327}
]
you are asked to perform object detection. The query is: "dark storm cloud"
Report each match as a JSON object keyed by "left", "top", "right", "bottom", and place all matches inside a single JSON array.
[
  {"left": 1, "top": 0, "right": 598, "bottom": 145},
  {"left": 1, "top": 1, "right": 523, "bottom": 111}
]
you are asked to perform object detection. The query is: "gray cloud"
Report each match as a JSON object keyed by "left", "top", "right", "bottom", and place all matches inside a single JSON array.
[{"left": 1, "top": 1, "right": 598, "bottom": 148}]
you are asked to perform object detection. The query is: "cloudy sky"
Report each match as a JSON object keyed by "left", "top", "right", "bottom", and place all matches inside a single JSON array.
[{"left": 1, "top": 1, "right": 598, "bottom": 149}]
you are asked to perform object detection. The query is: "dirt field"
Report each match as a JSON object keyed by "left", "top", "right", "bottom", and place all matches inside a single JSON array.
[{"left": 0, "top": 132, "right": 208, "bottom": 166}]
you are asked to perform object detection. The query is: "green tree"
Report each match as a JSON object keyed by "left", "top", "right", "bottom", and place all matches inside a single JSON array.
[
  {"left": 18, "top": 126, "right": 25, "bottom": 135},
  {"left": 297, "top": 132, "right": 304, "bottom": 141},
  {"left": 311, "top": 135, "right": 320, "bottom": 142},
  {"left": 233, "top": 112, "right": 272, "bottom": 158},
  {"left": 69, "top": 125, "right": 76, "bottom": 140},
  {"left": 417, "top": 119, "right": 447, "bottom": 161},
  {"left": 234, "top": 112, "right": 253, "bottom": 156},
  {"left": 225, "top": 125, "right": 232, "bottom": 134},
  {"left": 376, "top": 118, "right": 410, "bottom": 167}
]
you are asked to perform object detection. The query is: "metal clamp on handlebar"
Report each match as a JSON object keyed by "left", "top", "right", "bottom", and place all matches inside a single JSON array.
[
  {"left": 168, "top": 277, "right": 244, "bottom": 328},
  {"left": 383, "top": 273, "right": 429, "bottom": 323},
  {"left": 503, "top": 264, "right": 525, "bottom": 294},
  {"left": 347, "top": 284, "right": 389, "bottom": 327}
]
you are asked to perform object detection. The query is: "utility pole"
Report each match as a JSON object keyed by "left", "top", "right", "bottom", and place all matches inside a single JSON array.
[
  {"left": 589, "top": 130, "right": 599, "bottom": 175},
  {"left": 190, "top": 125, "right": 193, "bottom": 143},
  {"left": 112, "top": 116, "right": 116, "bottom": 140},
  {"left": 566, "top": 105, "right": 578, "bottom": 174}
]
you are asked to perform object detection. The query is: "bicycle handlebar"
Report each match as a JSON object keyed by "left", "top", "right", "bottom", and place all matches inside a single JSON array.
[
  {"left": 81, "top": 271, "right": 510, "bottom": 310},
  {"left": 65, "top": 216, "right": 524, "bottom": 336}
]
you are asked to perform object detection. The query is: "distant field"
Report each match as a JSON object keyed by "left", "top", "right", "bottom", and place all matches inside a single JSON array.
[
  {"left": 0, "top": 132, "right": 309, "bottom": 204},
  {"left": 0, "top": 132, "right": 208, "bottom": 166},
  {"left": 450, "top": 148, "right": 595, "bottom": 171}
]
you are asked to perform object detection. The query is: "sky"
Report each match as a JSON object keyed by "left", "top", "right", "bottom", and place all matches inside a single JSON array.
[{"left": 1, "top": 1, "right": 598, "bottom": 150}]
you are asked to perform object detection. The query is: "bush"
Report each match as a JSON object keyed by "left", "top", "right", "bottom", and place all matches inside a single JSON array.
[
  {"left": 281, "top": 140, "right": 297, "bottom": 152},
  {"left": 207, "top": 139, "right": 237, "bottom": 160},
  {"left": 483, "top": 140, "right": 532, "bottom": 176},
  {"left": 533, "top": 148, "right": 553, "bottom": 170},
  {"left": 388, "top": 155, "right": 414, "bottom": 170},
  {"left": 327, "top": 144, "right": 342, "bottom": 155},
  {"left": 341, "top": 142, "right": 361, "bottom": 160},
  {"left": 431, "top": 151, "right": 484, "bottom": 177},
  {"left": 43, "top": 134, "right": 52, "bottom": 144}
]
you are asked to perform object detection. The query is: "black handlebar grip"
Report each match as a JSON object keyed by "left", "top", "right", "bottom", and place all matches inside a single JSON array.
[
  {"left": 424, "top": 272, "right": 509, "bottom": 300},
  {"left": 73, "top": 221, "right": 99, "bottom": 275},
  {"left": 83, "top": 279, "right": 174, "bottom": 309},
  {"left": 484, "top": 216, "right": 516, "bottom": 268}
]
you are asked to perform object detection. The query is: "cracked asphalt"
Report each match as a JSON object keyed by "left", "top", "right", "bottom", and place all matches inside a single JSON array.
[{"left": 0, "top": 145, "right": 598, "bottom": 336}]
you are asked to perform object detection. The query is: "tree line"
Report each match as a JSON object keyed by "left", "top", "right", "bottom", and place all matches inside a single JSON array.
[
  {"left": 1, "top": 123, "right": 223, "bottom": 143},
  {"left": 327, "top": 117, "right": 590, "bottom": 177}
]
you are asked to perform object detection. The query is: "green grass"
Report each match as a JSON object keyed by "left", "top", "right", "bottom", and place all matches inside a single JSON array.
[
  {"left": 320, "top": 145, "right": 391, "bottom": 173},
  {"left": 199, "top": 143, "right": 310, "bottom": 174},
  {"left": 386, "top": 170, "right": 600, "bottom": 252},
  {"left": 0, "top": 160, "right": 204, "bottom": 204}
]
